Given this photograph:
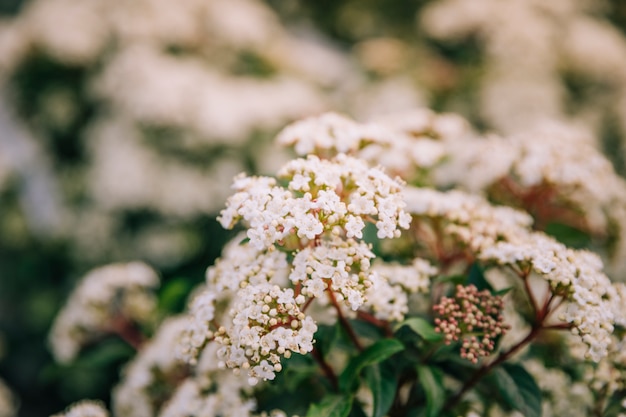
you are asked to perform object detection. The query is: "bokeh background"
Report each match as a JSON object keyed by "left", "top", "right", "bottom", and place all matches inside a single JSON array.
[{"left": 1, "top": 0, "right": 626, "bottom": 415}]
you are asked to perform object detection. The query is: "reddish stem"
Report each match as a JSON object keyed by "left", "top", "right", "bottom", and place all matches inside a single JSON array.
[
  {"left": 327, "top": 289, "right": 363, "bottom": 351},
  {"left": 106, "top": 315, "right": 145, "bottom": 351},
  {"left": 311, "top": 347, "right": 339, "bottom": 391},
  {"left": 357, "top": 310, "right": 393, "bottom": 337}
]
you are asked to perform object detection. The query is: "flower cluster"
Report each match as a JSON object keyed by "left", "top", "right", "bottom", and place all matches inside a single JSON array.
[
  {"left": 403, "top": 185, "right": 533, "bottom": 259},
  {"left": 480, "top": 232, "right": 621, "bottom": 362},
  {"left": 215, "top": 283, "right": 317, "bottom": 385},
  {"left": 219, "top": 153, "right": 410, "bottom": 249},
  {"left": 276, "top": 111, "right": 450, "bottom": 181},
  {"left": 363, "top": 258, "right": 438, "bottom": 321},
  {"left": 177, "top": 152, "right": 411, "bottom": 386},
  {"left": 290, "top": 237, "right": 375, "bottom": 310},
  {"left": 48, "top": 262, "right": 159, "bottom": 363},
  {"left": 433, "top": 284, "right": 508, "bottom": 363}
]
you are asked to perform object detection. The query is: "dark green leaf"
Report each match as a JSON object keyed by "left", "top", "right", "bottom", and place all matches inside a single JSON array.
[
  {"left": 492, "top": 363, "right": 542, "bottom": 417},
  {"left": 76, "top": 338, "right": 134, "bottom": 368},
  {"left": 468, "top": 263, "right": 493, "bottom": 292},
  {"left": 417, "top": 365, "right": 446, "bottom": 417},
  {"left": 306, "top": 394, "right": 353, "bottom": 417},
  {"left": 351, "top": 319, "right": 385, "bottom": 341},
  {"left": 316, "top": 323, "right": 343, "bottom": 359},
  {"left": 433, "top": 274, "right": 466, "bottom": 286},
  {"left": 339, "top": 339, "right": 404, "bottom": 392},
  {"left": 394, "top": 317, "right": 443, "bottom": 342},
  {"left": 544, "top": 222, "right": 591, "bottom": 249},
  {"left": 603, "top": 390, "right": 626, "bottom": 417},
  {"left": 158, "top": 277, "right": 193, "bottom": 313},
  {"left": 492, "top": 287, "right": 513, "bottom": 297},
  {"left": 365, "top": 364, "right": 398, "bottom": 417}
]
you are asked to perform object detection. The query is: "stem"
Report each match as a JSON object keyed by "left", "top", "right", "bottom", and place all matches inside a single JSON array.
[
  {"left": 327, "top": 289, "right": 364, "bottom": 351},
  {"left": 522, "top": 273, "right": 538, "bottom": 317},
  {"left": 311, "top": 347, "right": 339, "bottom": 391},
  {"left": 107, "top": 316, "right": 145, "bottom": 350},
  {"left": 301, "top": 296, "right": 315, "bottom": 313},
  {"left": 356, "top": 310, "right": 393, "bottom": 337}
]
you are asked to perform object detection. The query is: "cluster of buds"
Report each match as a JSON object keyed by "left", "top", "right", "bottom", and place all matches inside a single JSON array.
[{"left": 433, "top": 284, "right": 509, "bottom": 363}]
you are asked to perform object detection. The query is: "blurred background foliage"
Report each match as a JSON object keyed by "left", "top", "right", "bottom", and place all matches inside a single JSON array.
[{"left": 1, "top": 0, "right": 626, "bottom": 416}]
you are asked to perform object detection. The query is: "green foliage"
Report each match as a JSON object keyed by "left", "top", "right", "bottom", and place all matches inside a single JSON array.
[
  {"left": 306, "top": 394, "right": 354, "bottom": 417},
  {"left": 604, "top": 390, "right": 626, "bottom": 417},
  {"left": 365, "top": 364, "right": 398, "bottom": 417},
  {"left": 488, "top": 363, "right": 542, "bottom": 417},
  {"left": 339, "top": 339, "right": 404, "bottom": 393},
  {"left": 416, "top": 365, "right": 446, "bottom": 417},
  {"left": 544, "top": 222, "right": 592, "bottom": 249},
  {"left": 394, "top": 317, "right": 443, "bottom": 343}
]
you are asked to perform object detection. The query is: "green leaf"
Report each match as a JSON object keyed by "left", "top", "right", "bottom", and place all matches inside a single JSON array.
[
  {"left": 339, "top": 339, "right": 404, "bottom": 392},
  {"left": 492, "top": 287, "right": 513, "bottom": 297},
  {"left": 76, "top": 338, "right": 134, "bottom": 368},
  {"left": 417, "top": 365, "right": 446, "bottom": 417},
  {"left": 158, "top": 277, "right": 193, "bottom": 313},
  {"left": 306, "top": 394, "right": 353, "bottom": 417},
  {"left": 468, "top": 263, "right": 493, "bottom": 292},
  {"left": 433, "top": 274, "right": 466, "bottom": 286},
  {"left": 365, "top": 364, "right": 398, "bottom": 417},
  {"left": 544, "top": 222, "right": 591, "bottom": 249},
  {"left": 492, "top": 363, "right": 542, "bottom": 417},
  {"left": 603, "top": 389, "right": 626, "bottom": 417},
  {"left": 394, "top": 317, "right": 443, "bottom": 342},
  {"left": 316, "top": 323, "right": 343, "bottom": 358}
]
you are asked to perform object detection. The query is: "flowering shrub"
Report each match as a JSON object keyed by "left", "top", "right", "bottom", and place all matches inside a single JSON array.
[{"left": 46, "top": 111, "right": 626, "bottom": 417}]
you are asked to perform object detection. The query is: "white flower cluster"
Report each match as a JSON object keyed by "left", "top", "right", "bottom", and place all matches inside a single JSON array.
[
  {"left": 403, "top": 186, "right": 533, "bottom": 254},
  {"left": 179, "top": 234, "right": 290, "bottom": 362},
  {"left": 219, "top": 154, "right": 411, "bottom": 248},
  {"left": 112, "top": 307, "right": 286, "bottom": 417},
  {"left": 51, "top": 401, "right": 109, "bottom": 417},
  {"left": 276, "top": 112, "right": 448, "bottom": 181},
  {"left": 207, "top": 234, "right": 291, "bottom": 293},
  {"left": 113, "top": 317, "right": 189, "bottom": 417},
  {"left": 290, "top": 238, "right": 375, "bottom": 310},
  {"left": 364, "top": 258, "right": 438, "bottom": 321},
  {"left": 48, "top": 262, "right": 159, "bottom": 363},
  {"left": 480, "top": 232, "right": 621, "bottom": 362},
  {"left": 180, "top": 150, "right": 411, "bottom": 385},
  {"left": 215, "top": 283, "right": 317, "bottom": 385}
]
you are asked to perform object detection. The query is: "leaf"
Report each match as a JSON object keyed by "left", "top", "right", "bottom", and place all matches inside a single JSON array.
[
  {"left": 76, "top": 338, "right": 134, "bottom": 368},
  {"left": 158, "top": 277, "right": 193, "bottom": 313},
  {"left": 316, "top": 323, "right": 343, "bottom": 359},
  {"left": 492, "top": 287, "right": 513, "bottom": 297},
  {"left": 468, "top": 263, "right": 493, "bottom": 292},
  {"left": 365, "top": 364, "right": 398, "bottom": 417},
  {"left": 433, "top": 274, "right": 466, "bottom": 286},
  {"left": 544, "top": 222, "right": 591, "bottom": 249},
  {"left": 394, "top": 317, "right": 443, "bottom": 342},
  {"left": 339, "top": 339, "right": 404, "bottom": 392},
  {"left": 417, "top": 365, "right": 446, "bottom": 417},
  {"left": 602, "top": 390, "right": 626, "bottom": 417},
  {"left": 492, "top": 363, "right": 542, "bottom": 417},
  {"left": 306, "top": 394, "right": 353, "bottom": 417}
]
